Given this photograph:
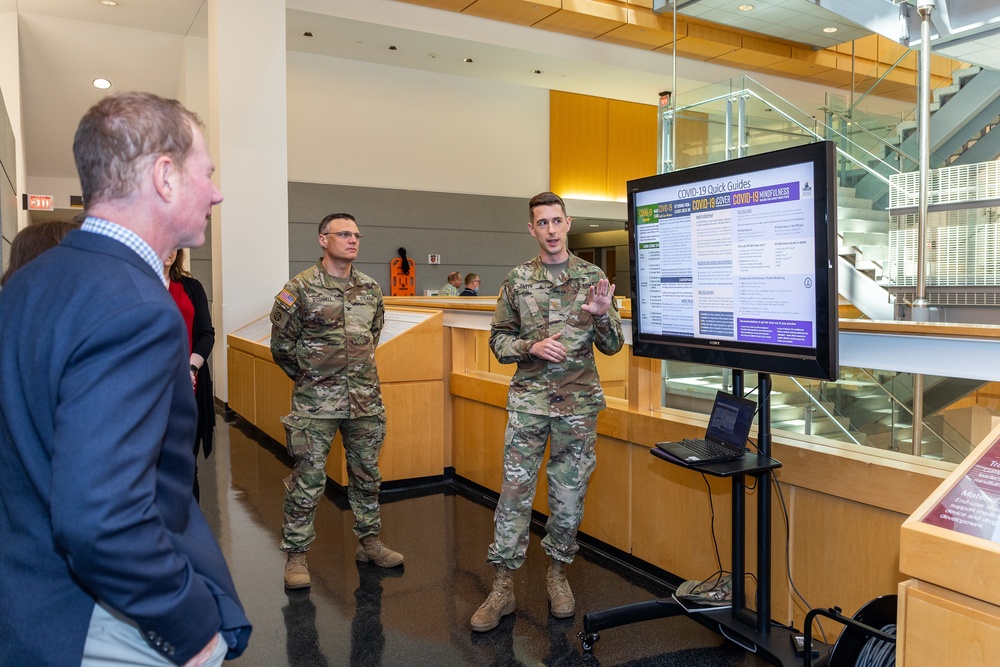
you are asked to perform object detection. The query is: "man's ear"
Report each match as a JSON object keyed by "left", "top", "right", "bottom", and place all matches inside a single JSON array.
[{"left": 151, "top": 155, "right": 175, "bottom": 202}]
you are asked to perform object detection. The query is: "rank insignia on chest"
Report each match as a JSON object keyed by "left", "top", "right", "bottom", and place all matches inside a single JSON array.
[{"left": 277, "top": 289, "right": 297, "bottom": 307}]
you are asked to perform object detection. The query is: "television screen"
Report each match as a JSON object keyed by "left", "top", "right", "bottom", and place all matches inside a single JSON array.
[{"left": 628, "top": 141, "right": 839, "bottom": 381}]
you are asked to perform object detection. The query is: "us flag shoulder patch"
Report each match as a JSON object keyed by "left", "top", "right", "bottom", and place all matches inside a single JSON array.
[{"left": 277, "top": 289, "right": 297, "bottom": 307}]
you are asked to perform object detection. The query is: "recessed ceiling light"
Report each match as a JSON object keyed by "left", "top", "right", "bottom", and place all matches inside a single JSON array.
[
  {"left": 302, "top": 32, "right": 313, "bottom": 37},
  {"left": 823, "top": 27, "right": 838, "bottom": 33},
  {"left": 93, "top": 78, "right": 112, "bottom": 90},
  {"left": 464, "top": 58, "right": 474, "bottom": 63},
  {"left": 532, "top": 69, "right": 542, "bottom": 75},
  {"left": 589, "top": 224, "right": 600, "bottom": 228},
  {"left": 100, "top": 1, "right": 118, "bottom": 6},
  {"left": 737, "top": 4, "right": 754, "bottom": 11},
  {"left": 387, "top": 45, "right": 397, "bottom": 51}
]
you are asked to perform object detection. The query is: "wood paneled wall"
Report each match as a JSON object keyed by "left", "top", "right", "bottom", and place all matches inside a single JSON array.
[{"left": 550, "top": 91, "right": 657, "bottom": 201}]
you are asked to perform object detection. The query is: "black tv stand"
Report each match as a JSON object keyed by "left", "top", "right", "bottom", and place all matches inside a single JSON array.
[{"left": 580, "top": 372, "right": 808, "bottom": 666}]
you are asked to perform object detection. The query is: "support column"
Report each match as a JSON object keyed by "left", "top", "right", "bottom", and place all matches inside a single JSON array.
[{"left": 207, "top": 0, "right": 289, "bottom": 402}]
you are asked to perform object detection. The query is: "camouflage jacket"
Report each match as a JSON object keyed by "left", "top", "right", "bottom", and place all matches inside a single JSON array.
[
  {"left": 490, "top": 254, "right": 624, "bottom": 417},
  {"left": 270, "top": 262, "right": 384, "bottom": 419},
  {"left": 438, "top": 283, "right": 460, "bottom": 297}
]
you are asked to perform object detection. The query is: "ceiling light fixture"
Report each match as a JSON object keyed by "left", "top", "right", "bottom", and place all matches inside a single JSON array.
[
  {"left": 823, "top": 27, "right": 838, "bottom": 33},
  {"left": 100, "top": 1, "right": 118, "bottom": 6},
  {"left": 387, "top": 45, "right": 397, "bottom": 51},
  {"left": 737, "top": 4, "right": 754, "bottom": 11},
  {"left": 303, "top": 32, "right": 313, "bottom": 37},
  {"left": 93, "top": 78, "right": 112, "bottom": 90},
  {"left": 464, "top": 58, "right": 474, "bottom": 63},
  {"left": 532, "top": 69, "right": 542, "bottom": 74}
]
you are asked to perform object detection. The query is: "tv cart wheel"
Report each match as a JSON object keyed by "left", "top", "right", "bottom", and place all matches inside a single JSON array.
[{"left": 577, "top": 630, "right": 599, "bottom": 652}]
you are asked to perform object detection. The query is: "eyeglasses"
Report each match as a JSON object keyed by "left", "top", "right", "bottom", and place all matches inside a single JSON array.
[{"left": 322, "top": 231, "right": 364, "bottom": 240}]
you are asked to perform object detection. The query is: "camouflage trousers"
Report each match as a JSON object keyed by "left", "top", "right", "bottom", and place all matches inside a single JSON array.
[
  {"left": 280, "top": 413, "right": 387, "bottom": 553},
  {"left": 487, "top": 410, "right": 598, "bottom": 569}
]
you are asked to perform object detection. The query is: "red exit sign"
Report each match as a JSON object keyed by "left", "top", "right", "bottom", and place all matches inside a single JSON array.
[{"left": 23, "top": 194, "right": 54, "bottom": 211}]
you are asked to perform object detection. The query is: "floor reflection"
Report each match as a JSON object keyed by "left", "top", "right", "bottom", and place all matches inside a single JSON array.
[
  {"left": 284, "top": 589, "right": 328, "bottom": 667},
  {"left": 206, "top": 416, "right": 770, "bottom": 667}
]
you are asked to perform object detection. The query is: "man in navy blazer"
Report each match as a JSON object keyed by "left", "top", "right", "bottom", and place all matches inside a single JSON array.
[{"left": 0, "top": 92, "right": 251, "bottom": 666}]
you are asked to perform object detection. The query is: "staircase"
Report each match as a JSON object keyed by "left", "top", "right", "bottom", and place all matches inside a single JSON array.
[
  {"left": 836, "top": 185, "right": 894, "bottom": 319},
  {"left": 852, "top": 66, "right": 1000, "bottom": 208}
]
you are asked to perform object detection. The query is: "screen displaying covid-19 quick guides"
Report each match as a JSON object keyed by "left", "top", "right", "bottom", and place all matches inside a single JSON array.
[{"left": 633, "top": 160, "right": 817, "bottom": 348}]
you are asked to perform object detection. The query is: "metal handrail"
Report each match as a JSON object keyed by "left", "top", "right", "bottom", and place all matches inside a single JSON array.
[
  {"left": 849, "top": 49, "right": 914, "bottom": 114},
  {"left": 821, "top": 105, "right": 918, "bottom": 170},
  {"left": 854, "top": 367, "right": 969, "bottom": 458},
  {"left": 788, "top": 377, "right": 864, "bottom": 446}
]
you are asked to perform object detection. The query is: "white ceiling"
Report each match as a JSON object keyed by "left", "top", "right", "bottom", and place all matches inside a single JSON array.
[
  {"left": 9, "top": 0, "right": 1000, "bottom": 235},
  {"left": 671, "top": 0, "right": 872, "bottom": 48}
]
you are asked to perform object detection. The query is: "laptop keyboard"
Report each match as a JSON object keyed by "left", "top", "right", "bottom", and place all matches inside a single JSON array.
[{"left": 680, "top": 438, "right": 741, "bottom": 461}]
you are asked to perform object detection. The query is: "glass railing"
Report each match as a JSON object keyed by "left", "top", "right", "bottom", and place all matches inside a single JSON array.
[
  {"left": 661, "top": 360, "right": 982, "bottom": 463},
  {"left": 822, "top": 99, "right": 914, "bottom": 173},
  {"left": 661, "top": 75, "right": 898, "bottom": 197}
]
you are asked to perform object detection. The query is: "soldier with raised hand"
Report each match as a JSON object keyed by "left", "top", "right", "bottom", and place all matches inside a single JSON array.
[
  {"left": 270, "top": 212, "right": 404, "bottom": 591},
  {"left": 471, "top": 191, "right": 624, "bottom": 632}
]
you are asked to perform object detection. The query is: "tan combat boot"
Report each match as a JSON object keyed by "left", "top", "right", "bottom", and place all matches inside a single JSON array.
[
  {"left": 471, "top": 564, "right": 516, "bottom": 632},
  {"left": 356, "top": 535, "right": 404, "bottom": 568},
  {"left": 546, "top": 559, "right": 575, "bottom": 618},
  {"left": 284, "top": 552, "right": 311, "bottom": 589}
]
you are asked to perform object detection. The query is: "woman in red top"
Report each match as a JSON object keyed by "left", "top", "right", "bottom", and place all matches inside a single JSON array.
[{"left": 165, "top": 249, "right": 215, "bottom": 503}]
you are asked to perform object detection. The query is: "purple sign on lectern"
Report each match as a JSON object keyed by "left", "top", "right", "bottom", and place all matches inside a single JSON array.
[{"left": 923, "top": 436, "right": 1000, "bottom": 542}]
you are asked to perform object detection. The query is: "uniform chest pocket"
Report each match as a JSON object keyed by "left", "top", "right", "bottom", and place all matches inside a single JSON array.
[
  {"left": 345, "top": 299, "right": 378, "bottom": 339},
  {"left": 515, "top": 285, "right": 548, "bottom": 331},
  {"left": 302, "top": 294, "right": 342, "bottom": 330}
]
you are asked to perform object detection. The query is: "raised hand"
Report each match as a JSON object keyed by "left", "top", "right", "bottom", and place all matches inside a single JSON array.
[{"left": 581, "top": 278, "right": 615, "bottom": 317}]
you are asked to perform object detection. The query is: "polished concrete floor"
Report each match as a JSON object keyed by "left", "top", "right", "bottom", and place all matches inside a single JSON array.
[{"left": 197, "top": 417, "right": 772, "bottom": 667}]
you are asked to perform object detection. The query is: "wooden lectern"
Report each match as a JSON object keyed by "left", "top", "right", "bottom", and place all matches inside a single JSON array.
[{"left": 898, "top": 421, "right": 1000, "bottom": 666}]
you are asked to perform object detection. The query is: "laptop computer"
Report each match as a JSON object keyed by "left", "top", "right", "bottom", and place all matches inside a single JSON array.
[{"left": 655, "top": 391, "right": 757, "bottom": 465}]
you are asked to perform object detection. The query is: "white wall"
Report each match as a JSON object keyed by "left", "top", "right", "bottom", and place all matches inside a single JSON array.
[
  {"left": 287, "top": 51, "right": 549, "bottom": 197},
  {"left": 0, "top": 7, "right": 24, "bottom": 233}
]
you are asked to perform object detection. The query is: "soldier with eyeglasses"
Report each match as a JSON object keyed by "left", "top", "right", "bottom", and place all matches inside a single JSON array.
[{"left": 270, "top": 213, "right": 404, "bottom": 590}]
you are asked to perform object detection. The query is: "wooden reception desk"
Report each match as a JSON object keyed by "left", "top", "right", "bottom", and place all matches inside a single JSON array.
[{"left": 226, "top": 306, "right": 445, "bottom": 485}]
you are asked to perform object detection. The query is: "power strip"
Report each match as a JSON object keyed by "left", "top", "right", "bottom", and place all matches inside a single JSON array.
[{"left": 791, "top": 634, "right": 819, "bottom": 658}]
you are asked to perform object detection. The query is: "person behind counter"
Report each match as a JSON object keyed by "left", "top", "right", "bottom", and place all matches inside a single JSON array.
[
  {"left": 460, "top": 273, "right": 481, "bottom": 296},
  {"left": 439, "top": 271, "right": 463, "bottom": 296}
]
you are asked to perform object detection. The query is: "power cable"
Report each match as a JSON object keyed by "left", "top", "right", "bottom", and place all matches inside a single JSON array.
[
  {"left": 772, "top": 476, "right": 830, "bottom": 653},
  {"left": 856, "top": 624, "right": 896, "bottom": 667}
]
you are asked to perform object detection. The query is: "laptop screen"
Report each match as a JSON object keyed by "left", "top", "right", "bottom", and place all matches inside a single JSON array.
[{"left": 706, "top": 392, "right": 757, "bottom": 450}]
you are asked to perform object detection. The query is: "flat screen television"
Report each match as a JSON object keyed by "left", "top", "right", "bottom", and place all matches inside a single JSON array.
[{"left": 628, "top": 141, "right": 839, "bottom": 381}]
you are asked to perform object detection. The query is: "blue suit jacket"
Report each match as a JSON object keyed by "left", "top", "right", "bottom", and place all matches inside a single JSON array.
[{"left": 0, "top": 230, "right": 251, "bottom": 666}]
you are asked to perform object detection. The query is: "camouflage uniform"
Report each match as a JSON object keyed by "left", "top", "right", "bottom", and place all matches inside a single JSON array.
[
  {"left": 487, "top": 254, "right": 624, "bottom": 569},
  {"left": 438, "top": 283, "right": 460, "bottom": 297},
  {"left": 270, "top": 261, "right": 386, "bottom": 552}
]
